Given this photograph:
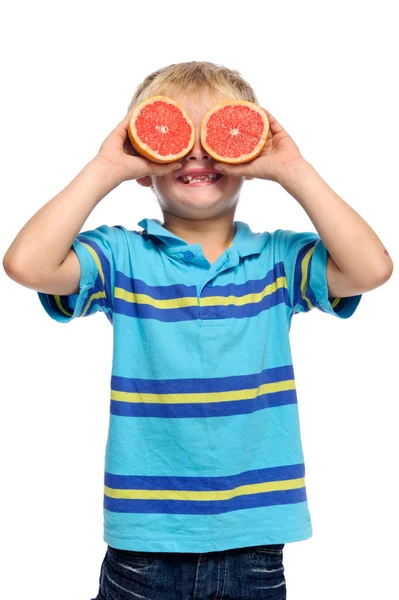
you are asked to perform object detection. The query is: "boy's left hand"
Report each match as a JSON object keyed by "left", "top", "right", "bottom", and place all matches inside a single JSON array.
[{"left": 214, "top": 110, "right": 306, "bottom": 183}]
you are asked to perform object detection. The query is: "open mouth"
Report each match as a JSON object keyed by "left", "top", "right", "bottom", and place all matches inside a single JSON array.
[{"left": 177, "top": 173, "right": 224, "bottom": 186}]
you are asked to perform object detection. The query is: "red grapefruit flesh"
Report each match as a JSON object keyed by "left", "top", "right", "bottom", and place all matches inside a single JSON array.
[
  {"left": 200, "top": 100, "right": 269, "bottom": 164},
  {"left": 128, "top": 96, "right": 196, "bottom": 163}
]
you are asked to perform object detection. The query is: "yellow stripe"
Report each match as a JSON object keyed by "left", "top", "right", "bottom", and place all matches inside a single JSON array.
[
  {"left": 300, "top": 248, "right": 315, "bottom": 310},
  {"left": 300, "top": 248, "right": 342, "bottom": 311},
  {"left": 200, "top": 276, "right": 287, "bottom": 307},
  {"left": 104, "top": 477, "right": 305, "bottom": 501},
  {"left": 111, "top": 379, "right": 295, "bottom": 404},
  {"left": 53, "top": 295, "right": 72, "bottom": 316},
  {"left": 115, "top": 288, "right": 199, "bottom": 308},
  {"left": 81, "top": 291, "right": 106, "bottom": 316},
  {"left": 53, "top": 288, "right": 105, "bottom": 318},
  {"left": 114, "top": 276, "right": 287, "bottom": 310},
  {"left": 80, "top": 241, "right": 106, "bottom": 291}
]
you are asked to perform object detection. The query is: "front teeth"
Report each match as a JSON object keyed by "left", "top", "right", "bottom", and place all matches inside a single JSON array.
[{"left": 181, "top": 173, "right": 219, "bottom": 184}]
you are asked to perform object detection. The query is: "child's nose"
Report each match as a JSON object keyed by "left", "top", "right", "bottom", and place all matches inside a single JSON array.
[{"left": 185, "top": 129, "right": 211, "bottom": 161}]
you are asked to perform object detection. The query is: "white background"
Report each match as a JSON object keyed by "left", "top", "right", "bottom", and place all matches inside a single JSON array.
[{"left": 1, "top": 1, "right": 398, "bottom": 599}]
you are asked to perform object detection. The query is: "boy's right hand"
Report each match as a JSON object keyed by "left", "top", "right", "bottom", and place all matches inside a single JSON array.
[{"left": 94, "top": 109, "right": 182, "bottom": 184}]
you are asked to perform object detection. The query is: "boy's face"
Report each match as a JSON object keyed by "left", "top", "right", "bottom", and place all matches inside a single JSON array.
[{"left": 136, "top": 93, "right": 246, "bottom": 220}]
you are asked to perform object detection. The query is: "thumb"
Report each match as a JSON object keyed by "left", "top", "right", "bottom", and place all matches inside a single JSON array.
[
  {"left": 151, "top": 162, "right": 183, "bottom": 176},
  {"left": 214, "top": 162, "right": 253, "bottom": 177}
]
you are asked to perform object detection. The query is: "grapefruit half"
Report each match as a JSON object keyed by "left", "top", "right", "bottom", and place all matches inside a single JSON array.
[
  {"left": 128, "top": 96, "right": 196, "bottom": 164},
  {"left": 200, "top": 100, "right": 269, "bottom": 164}
]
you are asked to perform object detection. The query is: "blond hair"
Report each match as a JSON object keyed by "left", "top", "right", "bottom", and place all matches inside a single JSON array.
[{"left": 127, "top": 61, "right": 258, "bottom": 112}]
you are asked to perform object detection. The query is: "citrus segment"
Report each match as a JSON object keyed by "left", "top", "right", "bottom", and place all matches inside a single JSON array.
[
  {"left": 200, "top": 101, "right": 269, "bottom": 164},
  {"left": 128, "top": 96, "right": 196, "bottom": 163}
]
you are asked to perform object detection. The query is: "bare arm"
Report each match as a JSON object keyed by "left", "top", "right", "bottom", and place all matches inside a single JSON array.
[
  {"left": 3, "top": 109, "right": 182, "bottom": 295},
  {"left": 3, "top": 158, "right": 121, "bottom": 295}
]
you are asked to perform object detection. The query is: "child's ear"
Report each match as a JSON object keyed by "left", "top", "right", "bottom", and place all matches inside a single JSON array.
[{"left": 136, "top": 176, "right": 153, "bottom": 187}]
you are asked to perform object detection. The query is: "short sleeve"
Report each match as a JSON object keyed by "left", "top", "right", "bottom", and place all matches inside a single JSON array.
[
  {"left": 37, "top": 225, "right": 118, "bottom": 324},
  {"left": 275, "top": 229, "right": 362, "bottom": 318}
]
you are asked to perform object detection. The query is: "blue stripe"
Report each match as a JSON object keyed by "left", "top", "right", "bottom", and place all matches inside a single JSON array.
[
  {"left": 114, "top": 262, "right": 286, "bottom": 300},
  {"left": 113, "top": 286, "right": 289, "bottom": 322},
  {"left": 114, "top": 299, "right": 198, "bottom": 321},
  {"left": 115, "top": 271, "right": 197, "bottom": 299},
  {"left": 104, "top": 487, "right": 307, "bottom": 514},
  {"left": 111, "top": 388, "right": 297, "bottom": 418},
  {"left": 79, "top": 236, "right": 112, "bottom": 307},
  {"left": 332, "top": 297, "right": 344, "bottom": 313},
  {"left": 79, "top": 272, "right": 109, "bottom": 316},
  {"left": 293, "top": 240, "right": 316, "bottom": 310},
  {"left": 112, "top": 365, "right": 294, "bottom": 394},
  {"left": 47, "top": 294, "right": 74, "bottom": 316},
  {"left": 105, "top": 463, "right": 305, "bottom": 489}
]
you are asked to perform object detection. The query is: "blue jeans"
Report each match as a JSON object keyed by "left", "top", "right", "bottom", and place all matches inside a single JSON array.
[{"left": 91, "top": 543, "right": 286, "bottom": 600}]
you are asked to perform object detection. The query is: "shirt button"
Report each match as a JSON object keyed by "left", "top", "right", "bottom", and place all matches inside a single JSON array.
[{"left": 183, "top": 251, "right": 194, "bottom": 261}]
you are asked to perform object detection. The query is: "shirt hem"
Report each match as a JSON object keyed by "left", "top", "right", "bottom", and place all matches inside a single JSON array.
[{"left": 104, "top": 520, "right": 312, "bottom": 553}]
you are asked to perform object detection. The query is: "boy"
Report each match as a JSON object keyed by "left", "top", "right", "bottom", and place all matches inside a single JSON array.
[{"left": 3, "top": 61, "right": 393, "bottom": 600}]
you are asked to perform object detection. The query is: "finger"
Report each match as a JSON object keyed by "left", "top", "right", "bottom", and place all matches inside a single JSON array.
[
  {"left": 122, "top": 107, "right": 135, "bottom": 124},
  {"left": 262, "top": 109, "right": 287, "bottom": 135},
  {"left": 262, "top": 109, "right": 279, "bottom": 126},
  {"left": 115, "top": 108, "right": 136, "bottom": 137},
  {"left": 134, "top": 160, "right": 182, "bottom": 179},
  {"left": 214, "top": 161, "right": 255, "bottom": 177},
  {"left": 123, "top": 135, "right": 139, "bottom": 156},
  {"left": 149, "top": 162, "right": 183, "bottom": 176}
]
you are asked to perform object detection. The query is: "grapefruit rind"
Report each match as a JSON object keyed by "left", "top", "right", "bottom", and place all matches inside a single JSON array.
[
  {"left": 200, "top": 100, "right": 269, "bottom": 164},
  {"left": 128, "top": 96, "right": 196, "bottom": 164}
]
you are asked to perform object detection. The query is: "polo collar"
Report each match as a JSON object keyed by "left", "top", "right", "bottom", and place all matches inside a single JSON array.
[{"left": 137, "top": 218, "right": 269, "bottom": 258}]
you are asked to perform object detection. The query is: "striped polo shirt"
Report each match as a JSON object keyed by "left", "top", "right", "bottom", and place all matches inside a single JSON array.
[{"left": 38, "top": 217, "right": 362, "bottom": 553}]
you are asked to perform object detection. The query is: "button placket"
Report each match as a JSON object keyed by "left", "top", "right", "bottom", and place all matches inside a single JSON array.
[
  {"left": 183, "top": 250, "right": 194, "bottom": 262},
  {"left": 199, "top": 249, "right": 240, "bottom": 321}
]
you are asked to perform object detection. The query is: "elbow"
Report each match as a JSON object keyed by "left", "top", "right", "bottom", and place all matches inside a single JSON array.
[
  {"left": 2, "top": 252, "right": 18, "bottom": 278},
  {"left": 3, "top": 256, "right": 26, "bottom": 285},
  {"left": 380, "top": 257, "right": 394, "bottom": 283},
  {"left": 365, "top": 253, "right": 394, "bottom": 286},
  {"left": 344, "top": 260, "right": 394, "bottom": 295},
  {"left": 3, "top": 254, "right": 35, "bottom": 287},
  {"left": 3, "top": 246, "right": 25, "bottom": 276},
  {"left": 368, "top": 259, "right": 394, "bottom": 290}
]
